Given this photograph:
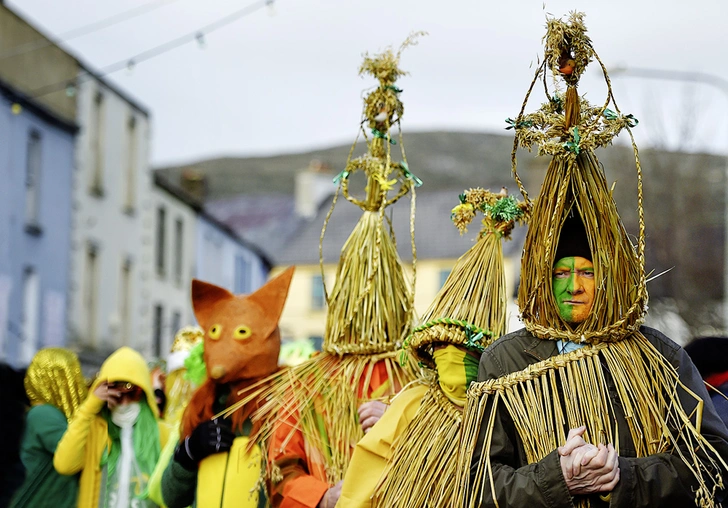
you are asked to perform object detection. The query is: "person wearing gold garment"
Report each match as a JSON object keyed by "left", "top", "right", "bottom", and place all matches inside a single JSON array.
[{"left": 10, "top": 348, "right": 87, "bottom": 508}]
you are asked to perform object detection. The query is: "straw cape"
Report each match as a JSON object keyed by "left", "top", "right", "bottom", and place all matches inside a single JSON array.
[
  {"left": 456, "top": 12, "right": 728, "bottom": 508},
  {"left": 224, "top": 35, "right": 424, "bottom": 501},
  {"left": 364, "top": 189, "right": 527, "bottom": 508}
]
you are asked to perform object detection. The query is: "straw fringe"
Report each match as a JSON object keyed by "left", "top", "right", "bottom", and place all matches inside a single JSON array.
[
  {"left": 373, "top": 383, "right": 463, "bottom": 507},
  {"left": 223, "top": 352, "right": 419, "bottom": 485},
  {"left": 456, "top": 333, "right": 728, "bottom": 508}
]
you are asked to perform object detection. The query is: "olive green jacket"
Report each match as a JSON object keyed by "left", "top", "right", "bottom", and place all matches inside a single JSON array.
[{"left": 469, "top": 326, "right": 728, "bottom": 507}]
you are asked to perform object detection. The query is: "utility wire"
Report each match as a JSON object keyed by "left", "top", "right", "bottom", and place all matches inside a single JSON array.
[
  {"left": 28, "top": 0, "right": 271, "bottom": 100},
  {"left": 0, "top": 0, "right": 181, "bottom": 61}
]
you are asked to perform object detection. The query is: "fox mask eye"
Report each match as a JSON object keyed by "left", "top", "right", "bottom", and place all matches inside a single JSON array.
[
  {"left": 234, "top": 325, "right": 252, "bottom": 340},
  {"left": 208, "top": 324, "right": 222, "bottom": 340}
]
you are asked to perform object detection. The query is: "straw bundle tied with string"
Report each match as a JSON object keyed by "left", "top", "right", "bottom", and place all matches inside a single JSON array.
[
  {"left": 456, "top": 12, "right": 727, "bottom": 508},
  {"left": 371, "top": 189, "right": 528, "bottom": 508},
  {"left": 222, "top": 33, "right": 424, "bottom": 486},
  {"left": 406, "top": 188, "right": 529, "bottom": 368}
]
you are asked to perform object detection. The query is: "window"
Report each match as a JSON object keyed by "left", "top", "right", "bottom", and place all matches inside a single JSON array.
[
  {"left": 171, "top": 310, "right": 181, "bottom": 342},
  {"left": 234, "top": 255, "right": 251, "bottom": 294},
  {"left": 119, "top": 258, "right": 132, "bottom": 345},
  {"left": 152, "top": 304, "right": 163, "bottom": 358},
  {"left": 311, "top": 274, "right": 324, "bottom": 310},
  {"left": 439, "top": 268, "right": 451, "bottom": 289},
  {"left": 21, "top": 267, "right": 39, "bottom": 364},
  {"left": 84, "top": 244, "right": 99, "bottom": 346},
  {"left": 174, "top": 218, "right": 183, "bottom": 285},
  {"left": 25, "top": 130, "right": 42, "bottom": 228},
  {"left": 90, "top": 91, "right": 105, "bottom": 196},
  {"left": 124, "top": 115, "right": 136, "bottom": 212},
  {"left": 156, "top": 206, "right": 166, "bottom": 277}
]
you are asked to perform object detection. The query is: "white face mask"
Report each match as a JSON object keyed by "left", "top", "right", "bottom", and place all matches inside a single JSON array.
[{"left": 111, "top": 401, "right": 141, "bottom": 428}]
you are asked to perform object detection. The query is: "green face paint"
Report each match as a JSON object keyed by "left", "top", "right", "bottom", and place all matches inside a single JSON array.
[{"left": 552, "top": 256, "right": 595, "bottom": 324}]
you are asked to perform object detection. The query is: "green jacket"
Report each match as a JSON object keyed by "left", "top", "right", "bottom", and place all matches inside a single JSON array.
[
  {"left": 470, "top": 326, "right": 728, "bottom": 507},
  {"left": 10, "top": 404, "right": 79, "bottom": 508}
]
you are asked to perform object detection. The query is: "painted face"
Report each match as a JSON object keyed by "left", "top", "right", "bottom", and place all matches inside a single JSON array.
[{"left": 552, "top": 256, "right": 595, "bottom": 324}]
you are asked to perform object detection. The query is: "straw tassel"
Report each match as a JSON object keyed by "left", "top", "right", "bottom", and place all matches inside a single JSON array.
[
  {"left": 457, "top": 335, "right": 728, "bottom": 508},
  {"left": 373, "top": 383, "right": 463, "bottom": 507}
]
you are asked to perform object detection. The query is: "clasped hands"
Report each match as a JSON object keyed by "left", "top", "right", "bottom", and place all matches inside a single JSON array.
[{"left": 558, "top": 426, "right": 620, "bottom": 496}]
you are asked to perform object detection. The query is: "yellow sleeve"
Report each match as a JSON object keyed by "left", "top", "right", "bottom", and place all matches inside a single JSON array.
[
  {"left": 53, "top": 393, "right": 105, "bottom": 475},
  {"left": 337, "top": 384, "right": 428, "bottom": 508},
  {"left": 146, "top": 426, "right": 179, "bottom": 507}
]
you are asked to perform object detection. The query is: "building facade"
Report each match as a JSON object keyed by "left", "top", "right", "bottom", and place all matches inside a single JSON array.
[
  {"left": 67, "top": 78, "right": 155, "bottom": 367},
  {"left": 151, "top": 176, "right": 272, "bottom": 358},
  {"left": 0, "top": 86, "right": 77, "bottom": 366},
  {"left": 0, "top": 4, "right": 79, "bottom": 367}
]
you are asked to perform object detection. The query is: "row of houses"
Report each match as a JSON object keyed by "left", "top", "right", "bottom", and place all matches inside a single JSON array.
[{"left": 0, "top": 4, "right": 270, "bottom": 369}]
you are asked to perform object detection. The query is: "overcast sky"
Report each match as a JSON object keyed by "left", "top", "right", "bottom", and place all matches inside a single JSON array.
[{"left": 7, "top": 0, "right": 728, "bottom": 166}]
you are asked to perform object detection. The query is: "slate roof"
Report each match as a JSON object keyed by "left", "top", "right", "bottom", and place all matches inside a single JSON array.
[{"left": 274, "top": 189, "right": 526, "bottom": 265}]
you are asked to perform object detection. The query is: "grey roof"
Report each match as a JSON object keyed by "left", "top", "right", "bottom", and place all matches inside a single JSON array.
[{"left": 274, "top": 189, "right": 526, "bottom": 265}]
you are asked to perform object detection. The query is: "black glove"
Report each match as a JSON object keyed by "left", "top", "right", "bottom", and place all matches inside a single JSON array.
[{"left": 174, "top": 418, "right": 234, "bottom": 471}]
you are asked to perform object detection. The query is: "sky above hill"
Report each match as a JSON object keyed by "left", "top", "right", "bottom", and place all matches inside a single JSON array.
[{"left": 8, "top": 0, "right": 728, "bottom": 165}]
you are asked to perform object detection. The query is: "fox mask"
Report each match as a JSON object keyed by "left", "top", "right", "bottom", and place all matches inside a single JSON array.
[
  {"left": 182, "top": 267, "right": 295, "bottom": 438},
  {"left": 191, "top": 266, "right": 294, "bottom": 385}
]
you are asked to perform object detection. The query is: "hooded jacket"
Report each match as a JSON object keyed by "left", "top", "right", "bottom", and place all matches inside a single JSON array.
[
  {"left": 54, "top": 347, "right": 171, "bottom": 508},
  {"left": 469, "top": 327, "right": 728, "bottom": 507}
]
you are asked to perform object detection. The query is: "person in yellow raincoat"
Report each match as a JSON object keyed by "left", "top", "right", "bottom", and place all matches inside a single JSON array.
[{"left": 54, "top": 347, "right": 171, "bottom": 507}]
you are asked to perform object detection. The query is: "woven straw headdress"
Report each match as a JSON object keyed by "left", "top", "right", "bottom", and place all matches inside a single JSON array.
[{"left": 456, "top": 13, "right": 727, "bottom": 508}]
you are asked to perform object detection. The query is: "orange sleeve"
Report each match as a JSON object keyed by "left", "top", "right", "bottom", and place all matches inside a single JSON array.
[{"left": 268, "top": 411, "right": 330, "bottom": 508}]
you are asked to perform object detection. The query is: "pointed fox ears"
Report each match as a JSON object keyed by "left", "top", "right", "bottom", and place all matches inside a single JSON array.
[{"left": 191, "top": 266, "right": 295, "bottom": 332}]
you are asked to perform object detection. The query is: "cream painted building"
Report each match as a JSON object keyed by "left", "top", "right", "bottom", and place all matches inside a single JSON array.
[
  {"left": 272, "top": 185, "right": 524, "bottom": 347},
  {"left": 149, "top": 179, "right": 197, "bottom": 358},
  {"left": 67, "top": 77, "right": 155, "bottom": 366},
  {"left": 150, "top": 175, "right": 271, "bottom": 358}
]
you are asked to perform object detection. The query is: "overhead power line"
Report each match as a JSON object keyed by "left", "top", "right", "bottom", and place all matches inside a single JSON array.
[
  {"left": 0, "top": 0, "right": 181, "bottom": 61},
  {"left": 27, "top": 0, "right": 272, "bottom": 100}
]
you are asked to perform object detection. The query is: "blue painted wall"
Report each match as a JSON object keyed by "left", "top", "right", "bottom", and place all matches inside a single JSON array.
[
  {"left": 0, "top": 91, "right": 75, "bottom": 366},
  {"left": 196, "top": 215, "right": 269, "bottom": 296}
]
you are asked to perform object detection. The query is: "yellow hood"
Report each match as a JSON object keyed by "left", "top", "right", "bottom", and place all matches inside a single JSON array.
[{"left": 93, "top": 346, "right": 158, "bottom": 418}]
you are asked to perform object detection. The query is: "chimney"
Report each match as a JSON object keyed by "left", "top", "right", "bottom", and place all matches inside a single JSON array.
[
  {"left": 180, "top": 169, "right": 207, "bottom": 203},
  {"left": 295, "top": 160, "right": 335, "bottom": 219}
]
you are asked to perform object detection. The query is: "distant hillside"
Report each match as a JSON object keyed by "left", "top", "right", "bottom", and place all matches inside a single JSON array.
[
  {"left": 154, "top": 130, "right": 728, "bottom": 332},
  {"left": 154, "top": 131, "right": 518, "bottom": 198}
]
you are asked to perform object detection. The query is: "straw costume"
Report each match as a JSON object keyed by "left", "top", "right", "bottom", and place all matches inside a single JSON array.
[
  {"left": 337, "top": 188, "right": 527, "bottom": 508},
  {"left": 457, "top": 12, "right": 728, "bottom": 508},
  {"left": 161, "top": 268, "right": 294, "bottom": 508},
  {"left": 226, "top": 36, "right": 424, "bottom": 508}
]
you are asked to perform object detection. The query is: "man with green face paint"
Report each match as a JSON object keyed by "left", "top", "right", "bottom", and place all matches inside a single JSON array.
[
  {"left": 553, "top": 256, "right": 595, "bottom": 325},
  {"left": 465, "top": 210, "right": 728, "bottom": 507}
]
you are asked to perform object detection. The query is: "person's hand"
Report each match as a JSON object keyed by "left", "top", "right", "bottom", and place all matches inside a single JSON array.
[
  {"left": 558, "top": 427, "right": 620, "bottom": 495},
  {"left": 358, "top": 401, "right": 388, "bottom": 434},
  {"left": 174, "top": 418, "right": 235, "bottom": 471},
  {"left": 93, "top": 381, "right": 123, "bottom": 411},
  {"left": 318, "top": 481, "right": 342, "bottom": 508}
]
